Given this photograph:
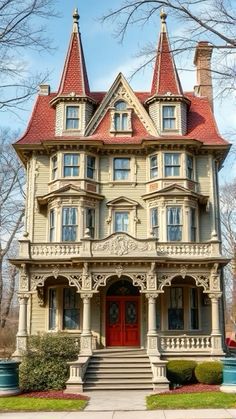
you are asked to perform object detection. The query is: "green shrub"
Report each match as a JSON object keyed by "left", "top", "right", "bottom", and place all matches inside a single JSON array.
[
  {"left": 195, "top": 361, "right": 223, "bottom": 384},
  {"left": 167, "top": 360, "right": 197, "bottom": 384},
  {"left": 19, "top": 333, "right": 78, "bottom": 391}
]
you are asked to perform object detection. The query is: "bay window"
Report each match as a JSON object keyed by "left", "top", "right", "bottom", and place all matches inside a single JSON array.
[
  {"left": 49, "top": 209, "right": 55, "bottom": 242},
  {"left": 115, "top": 212, "right": 129, "bottom": 233},
  {"left": 190, "top": 208, "right": 196, "bottom": 242},
  {"left": 167, "top": 207, "right": 182, "bottom": 241},
  {"left": 87, "top": 156, "right": 96, "bottom": 179},
  {"left": 51, "top": 155, "right": 58, "bottom": 180},
  {"left": 113, "top": 158, "right": 130, "bottom": 181},
  {"left": 151, "top": 208, "right": 159, "bottom": 238},
  {"left": 86, "top": 208, "right": 95, "bottom": 238},
  {"left": 187, "top": 155, "right": 194, "bottom": 179},
  {"left": 63, "top": 153, "right": 80, "bottom": 177},
  {"left": 62, "top": 207, "right": 77, "bottom": 242},
  {"left": 150, "top": 155, "right": 158, "bottom": 179},
  {"left": 164, "top": 153, "right": 180, "bottom": 176}
]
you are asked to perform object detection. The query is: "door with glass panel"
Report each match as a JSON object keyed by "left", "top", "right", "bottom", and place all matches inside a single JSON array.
[{"left": 106, "top": 296, "right": 139, "bottom": 346}]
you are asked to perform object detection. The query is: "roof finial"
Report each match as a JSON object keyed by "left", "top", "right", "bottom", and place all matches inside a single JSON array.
[
  {"left": 160, "top": 8, "right": 167, "bottom": 33},
  {"left": 73, "top": 8, "right": 80, "bottom": 33}
]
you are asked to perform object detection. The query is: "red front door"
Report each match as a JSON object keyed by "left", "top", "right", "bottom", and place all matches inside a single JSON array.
[{"left": 106, "top": 296, "right": 140, "bottom": 346}]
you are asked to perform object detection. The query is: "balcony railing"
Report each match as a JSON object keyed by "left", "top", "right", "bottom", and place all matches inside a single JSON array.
[
  {"left": 19, "top": 233, "right": 221, "bottom": 260},
  {"left": 160, "top": 335, "right": 212, "bottom": 353}
]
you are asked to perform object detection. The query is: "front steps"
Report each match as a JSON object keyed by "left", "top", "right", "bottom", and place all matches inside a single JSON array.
[{"left": 83, "top": 349, "right": 153, "bottom": 390}]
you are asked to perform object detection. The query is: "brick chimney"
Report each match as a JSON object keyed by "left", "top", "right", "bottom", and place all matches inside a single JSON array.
[{"left": 194, "top": 42, "right": 213, "bottom": 110}]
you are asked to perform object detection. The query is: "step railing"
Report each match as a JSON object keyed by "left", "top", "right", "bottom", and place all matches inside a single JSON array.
[{"left": 160, "top": 335, "right": 212, "bottom": 353}]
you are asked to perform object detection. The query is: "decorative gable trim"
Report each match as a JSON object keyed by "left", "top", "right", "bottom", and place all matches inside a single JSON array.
[
  {"left": 107, "top": 196, "right": 139, "bottom": 208},
  {"left": 85, "top": 73, "right": 158, "bottom": 137}
]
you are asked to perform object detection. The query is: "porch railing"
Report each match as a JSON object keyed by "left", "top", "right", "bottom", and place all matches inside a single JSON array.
[
  {"left": 30, "top": 243, "right": 82, "bottom": 258},
  {"left": 160, "top": 335, "right": 212, "bottom": 353}
]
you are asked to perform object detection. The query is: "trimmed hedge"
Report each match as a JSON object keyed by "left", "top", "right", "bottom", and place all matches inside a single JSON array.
[
  {"left": 195, "top": 361, "right": 223, "bottom": 384},
  {"left": 19, "top": 333, "right": 78, "bottom": 391},
  {"left": 167, "top": 360, "right": 197, "bottom": 384}
]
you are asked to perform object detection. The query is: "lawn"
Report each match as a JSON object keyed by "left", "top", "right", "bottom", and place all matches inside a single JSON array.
[
  {"left": 147, "top": 392, "right": 236, "bottom": 410},
  {"left": 0, "top": 397, "right": 87, "bottom": 412}
]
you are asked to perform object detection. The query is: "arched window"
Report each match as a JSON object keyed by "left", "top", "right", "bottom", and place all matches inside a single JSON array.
[{"left": 114, "top": 100, "right": 129, "bottom": 131}]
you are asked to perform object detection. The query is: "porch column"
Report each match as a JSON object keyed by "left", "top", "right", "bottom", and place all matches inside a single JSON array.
[
  {"left": 13, "top": 293, "right": 30, "bottom": 358},
  {"left": 146, "top": 293, "right": 160, "bottom": 356},
  {"left": 209, "top": 293, "right": 223, "bottom": 355},
  {"left": 80, "top": 293, "right": 93, "bottom": 356}
]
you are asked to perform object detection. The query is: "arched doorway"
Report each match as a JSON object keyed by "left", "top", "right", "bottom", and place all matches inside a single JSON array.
[{"left": 106, "top": 278, "right": 140, "bottom": 347}]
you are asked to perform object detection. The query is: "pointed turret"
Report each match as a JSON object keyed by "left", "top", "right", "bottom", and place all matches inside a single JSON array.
[
  {"left": 57, "top": 8, "right": 90, "bottom": 96},
  {"left": 150, "top": 10, "right": 183, "bottom": 96}
]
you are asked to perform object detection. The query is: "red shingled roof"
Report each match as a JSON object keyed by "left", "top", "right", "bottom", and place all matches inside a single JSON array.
[
  {"left": 57, "top": 31, "right": 90, "bottom": 96},
  {"left": 15, "top": 91, "right": 228, "bottom": 146},
  {"left": 151, "top": 26, "right": 183, "bottom": 96}
]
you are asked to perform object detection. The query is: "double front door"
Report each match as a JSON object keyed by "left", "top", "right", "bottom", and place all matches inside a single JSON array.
[{"left": 106, "top": 296, "right": 140, "bottom": 346}]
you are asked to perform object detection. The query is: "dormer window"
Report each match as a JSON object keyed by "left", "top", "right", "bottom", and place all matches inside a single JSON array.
[
  {"left": 162, "top": 105, "right": 176, "bottom": 130},
  {"left": 66, "top": 106, "right": 80, "bottom": 129},
  {"left": 110, "top": 100, "right": 132, "bottom": 134}
]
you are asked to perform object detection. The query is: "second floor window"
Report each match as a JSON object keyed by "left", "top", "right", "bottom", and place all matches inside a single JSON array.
[
  {"left": 87, "top": 156, "right": 96, "bottom": 179},
  {"left": 62, "top": 207, "right": 77, "bottom": 242},
  {"left": 63, "top": 154, "right": 79, "bottom": 177},
  {"left": 51, "top": 155, "right": 58, "bottom": 180},
  {"left": 115, "top": 212, "right": 129, "bottom": 233},
  {"left": 167, "top": 207, "right": 182, "bottom": 241},
  {"left": 163, "top": 106, "right": 176, "bottom": 130},
  {"left": 66, "top": 106, "right": 79, "bottom": 129},
  {"left": 113, "top": 158, "right": 130, "bottom": 181},
  {"left": 151, "top": 208, "right": 159, "bottom": 238},
  {"left": 190, "top": 208, "right": 196, "bottom": 242},
  {"left": 114, "top": 101, "right": 128, "bottom": 131},
  {"left": 164, "top": 153, "right": 180, "bottom": 177},
  {"left": 187, "top": 155, "right": 194, "bottom": 179},
  {"left": 150, "top": 155, "right": 158, "bottom": 179},
  {"left": 86, "top": 208, "right": 95, "bottom": 238},
  {"left": 49, "top": 209, "right": 55, "bottom": 242}
]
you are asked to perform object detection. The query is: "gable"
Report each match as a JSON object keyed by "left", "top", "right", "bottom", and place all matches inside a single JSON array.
[{"left": 107, "top": 196, "right": 139, "bottom": 207}]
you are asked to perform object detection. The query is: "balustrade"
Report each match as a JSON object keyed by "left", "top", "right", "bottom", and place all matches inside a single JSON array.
[{"left": 160, "top": 335, "right": 212, "bottom": 352}]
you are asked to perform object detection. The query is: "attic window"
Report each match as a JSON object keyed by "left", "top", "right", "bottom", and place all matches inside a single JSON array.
[
  {"left": 66, "top": 106, "right": 80, "bottom": 129},
  {"left": 110, "top": 100, "right": 132, "bottom": 134},
  {"left": 162, "top": 105, "right": 176, "bottom": 130}
]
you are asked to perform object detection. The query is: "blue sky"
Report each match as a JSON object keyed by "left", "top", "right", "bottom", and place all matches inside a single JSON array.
[{"left": 4, "top": 0, "right": 235, "bottom": 178}]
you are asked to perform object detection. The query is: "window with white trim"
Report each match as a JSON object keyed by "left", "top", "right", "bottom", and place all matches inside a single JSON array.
[
  {"left": 187, "top": 155, "right": 194, "bottom": 179},
  {"left": 164, "top": 153, "right": 180, "bottom": 177},
  {"left": 86, "top": 156, "right": 96, "bottom": 179},
  {"left": 113, "top": 158, "right": 130, "bottom": 181},
  {"left": 49, "top": 209, "right": 56, "bottom": 242},
  {"left": 162, "top": 105, "right": 176, "bottom": 130},
  {"left": 51, "top": 155, "right": 58, "bottom": 180},
  {"left": 150, "top": 155, "right": 158, "bottom": 179},
  {"left": 62, "top": 207, "right": 78, "bottom": 242},
  {"left": 114, "top": 212, "right": 129, "bottom": 233},
  {"left": 151, "top": 208, "right": 159, "bottom": 238},
  {"left": 168, "top": 287, "right": 184, "bottom": 330},
  {"left": 114, "top": 101, "right": 128, "bottom": 131},
  {"left": 63, "top": 288, "right": 80, "bottom": 330},
  {"left": 49, "top": 288, "right": 57, "bottom": 330},
  {"left": 86, "top": 208, "right": 95, "bottom": 238},
  {"left": 167, "top": 207, "right": 182, "bottom": 241},
  {"left": 190, "top": 208, "right": 196, "bottom": 242},
  {"left": 190, "top": 288, "right": 199, "bottom": 330},
  {"left": 66, "top": 106, "right": 80, "bottom": 129},
  {"left": 63, "top": 153, "right": 80, "bottom": 177}
]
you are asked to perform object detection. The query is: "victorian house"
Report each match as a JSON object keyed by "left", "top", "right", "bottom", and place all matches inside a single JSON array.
[{"left": 12, "top": 9, "right": 230, "bottom": 391}]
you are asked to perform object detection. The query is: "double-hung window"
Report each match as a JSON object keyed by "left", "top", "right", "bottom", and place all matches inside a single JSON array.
[
  {"left": 114, "top": 101, "right": 128, "bottom": 131},
  {"left": 150, "top": 155, "right": 158, "bottom": 179},
  {"left": 113, "top": 158, "right": 130, "bottom": 181},
  {"left": 49, "top": 288, "right": 57, "bottom": 330},
  {"left": 167, "top": 207, "right": 182, "bottom": 241},
  {"left": 51, "top": 155, "right": 58, "bottom": 180},
  {"left": 164, "top": 153, "right": 180, "bottom": 177},
  {"left": 115, "top": 212, "right": 129, "bottom": 233},
  {"left": 63, "top": 154, "right": 79, "bottom": 177},
  {"left": 49, "top": 209, "right": 56, "bottom": 242},
  {"left": 87, "top": 156, "right": 96, "bottom": 179},
  {"left": 190, "top": 208, "right": 196, "bottom": 242},
  {"left": 63, "top": 288, "right": 80, "bottom": 330},
  {"left": 187, "top": 155, "right": 194, "bottom": 179},
  {"left": 62, "top": 207, "right": 78, "bottom": 242},
  {"left": 168, "top": 287, "right": 184, "bottom": 330},
  {"left": 86, "top": 208, "right": 95, "bottom": 238},
  {"left": 66, "top": 106, "right": 79, "bottom": 129},
  {"left": 151, "top": 208, "right": 159, "bottom": 238},
  {"left": 163, "top": 106, "right": 176, "bottom": 130}
]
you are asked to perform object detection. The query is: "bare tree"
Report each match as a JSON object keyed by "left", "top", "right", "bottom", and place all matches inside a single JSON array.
[
  {"left": 0, "top": 128, "right": 25, "bottom": 328},
  {"left": 103, "top": 0, "right": 236, "bottom": 97},
  {"left": 220, "top": 179, "right": 236, "bottom": 318},
  {"left": 0, "top": 0, "right": 58, "bottom": 113}
]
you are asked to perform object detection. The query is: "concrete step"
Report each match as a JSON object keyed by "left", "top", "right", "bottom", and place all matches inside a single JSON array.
[
  {"left": 86, "top": 373, "right": 152, "bottom": 379},
  {"left": 83, "top": 383, "right": 153, "bottom": 390},
  {"left": 89, "top": 358, "right": 150, "bottom": 364},
  {"left": 86, "top": 367, "right": 152, "bottom": 373}
]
